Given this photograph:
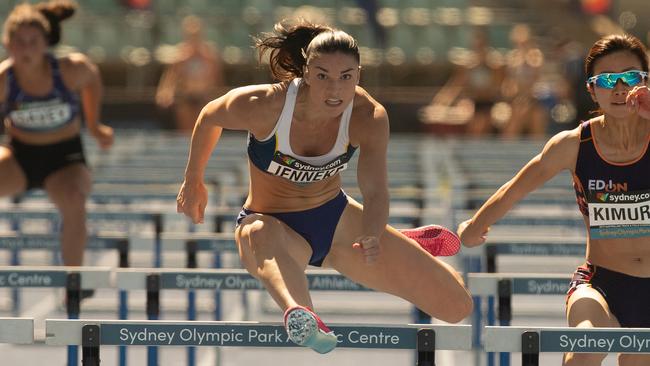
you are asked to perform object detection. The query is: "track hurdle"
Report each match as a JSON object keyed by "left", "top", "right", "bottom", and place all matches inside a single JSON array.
[
  {"left": 480, "top": 237, "right": 585, "bottom": 366},
  {"left": 0, "top": 203, "right": 237, "bottom": 268},
  {"left": 0, "top": 266, "right": 111, "bottom": 366},
  {"left": 115, "top": 268, "right": 373, "bottom": 366},
  {"left": 485, "top": 326, "right": 650, "bottom": 366},
  {"left": 45, "top": 319, "right": 471, "bottom": 366},
  {"left": 0, "top": 317, "right": 33, "bottom": 344},
  {"left": 468, "top": 272, "right": 572, "bottom": 366}
]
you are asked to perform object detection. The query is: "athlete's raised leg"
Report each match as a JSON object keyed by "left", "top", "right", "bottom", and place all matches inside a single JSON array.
[{"left": 324, "top": 197, "right": 472, "bottom": 323}]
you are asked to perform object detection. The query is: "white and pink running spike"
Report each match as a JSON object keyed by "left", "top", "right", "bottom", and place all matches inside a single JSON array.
[{"left": 283, "top": 305, "right": 337, "bottom": 354}]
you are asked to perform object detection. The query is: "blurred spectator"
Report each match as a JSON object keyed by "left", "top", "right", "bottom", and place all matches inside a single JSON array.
[
  {"left": 500, "top": 24, "right": 548, "bottom": 138},
  {"left": 420, "top": 29, "right": 505, "bottom": 136},
  {"left": 547, "top": 37, "right": 588, "bottom": 132},
  {"left": 155, "top": 15, "right": 224, "bottom": 132},
  {"left": 354, "top": 0, "right": 387, "bottom": 48},
  {"left": 121, "top": 0, "right": 151, "bottom": 10}
]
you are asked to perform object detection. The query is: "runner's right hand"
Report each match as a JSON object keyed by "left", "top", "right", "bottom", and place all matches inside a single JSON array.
[
  {"left": 457, "top": 219, "right": 489, "bottom": 247},
  {"left": 177, "top": 179, "right": 208, "bottom": 224}
]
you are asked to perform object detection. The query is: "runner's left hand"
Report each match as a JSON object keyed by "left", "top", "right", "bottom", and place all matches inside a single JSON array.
[
  {"left": 352, "top": 236, "right": 380, "bottom": 265},
  {"left": 627, "top": 86, "right": 650, "bottom": 120},
  {"left": 90, "top": 123, "right": 114, "bottom": 150}
]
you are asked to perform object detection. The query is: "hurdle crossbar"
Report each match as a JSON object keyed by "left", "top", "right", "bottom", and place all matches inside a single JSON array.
[
  {"left": 0, "top": 266, "right": 112, "bottom": 289},
  {"left": 486, "top": 326, "right": 650, "bottom": 366},
  {"left": 467, "top": 273, "right": 571, "bottom": 296},
  {"left": 115, "top": 268, "right": 371, "bottom": 291},
  {"left": 0, "top": 317, "right": 33, "bottom": 344},
  {"left": 46, "top": 319, "right": 471, "bottom": 349}
]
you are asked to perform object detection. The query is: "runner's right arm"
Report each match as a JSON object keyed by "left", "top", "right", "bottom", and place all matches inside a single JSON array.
[
  {"left": 458, "top": 128, "right": 580, "bottom": 246},
  {"left": 178, "top": 84, "right": 277, "bottom": 223}
]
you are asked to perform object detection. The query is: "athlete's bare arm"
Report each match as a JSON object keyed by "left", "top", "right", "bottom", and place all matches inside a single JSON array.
[
  {"left": 178, "top": 83, "right": 287, "bottom": 223},
  {"left": 348, "top": 88, "right": 390, "bottom": 263},
  {"left": 60, "top": 53, "right": 112, "bottom": 147},
  {"left": 459, "top": 126, "right": 581, "bottom": 246},
  {"left": 0, "top": 59, "right": 11, "bottom": 106}
]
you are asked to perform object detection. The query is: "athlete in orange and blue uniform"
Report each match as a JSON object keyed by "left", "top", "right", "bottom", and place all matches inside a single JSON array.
[{"left": 458, "top": 34, "right": 650, "bottom": 366}]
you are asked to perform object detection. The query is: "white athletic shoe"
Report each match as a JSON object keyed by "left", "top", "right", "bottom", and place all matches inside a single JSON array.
[{"left": 283, "top": 305, "right": 337, "bottom": 354}]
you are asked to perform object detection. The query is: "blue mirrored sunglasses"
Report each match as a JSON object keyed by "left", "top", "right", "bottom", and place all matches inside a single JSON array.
[{"left": 587, "top": 70, "right": 648, "bottom": 89}]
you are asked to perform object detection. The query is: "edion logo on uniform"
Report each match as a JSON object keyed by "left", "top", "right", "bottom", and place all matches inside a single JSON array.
[{"left": 588, "top": 179, "right": 628, "bottom": 192}]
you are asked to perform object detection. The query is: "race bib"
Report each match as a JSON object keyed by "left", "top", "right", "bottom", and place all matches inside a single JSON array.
[
  {"left": 9, "top": 99, "right": 72, "bottom": 131},
  {"left": 587, "top": 190, "right": 650, "bottom": 239},
  {"left": 266, "top": 151, "right": 350, "bottom": 184}
]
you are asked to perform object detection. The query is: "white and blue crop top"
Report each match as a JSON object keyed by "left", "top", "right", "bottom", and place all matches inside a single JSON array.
[
  {"left": 2, "top": 54, "right": 80, "bottom": 132},
  {"left": 247, "top": 78, "right": 357, "bottom": 184}
]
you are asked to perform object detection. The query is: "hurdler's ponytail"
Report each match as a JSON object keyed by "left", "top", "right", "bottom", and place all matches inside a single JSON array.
[
  {"left": 255, "top": 20, "right": 332, "bottom": 81},
  {"left": 2, "top": 0, "right": 76, "bottom": 47},
  {"left": 36, "top": 0, "right": 77, "bottom": 46}
]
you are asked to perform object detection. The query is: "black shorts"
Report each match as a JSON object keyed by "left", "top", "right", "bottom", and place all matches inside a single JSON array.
[
  {"left": 9, "top": 135, "right": 87, "bottom": 190},
  {"left": 567, "top": 262, "right": 650, "bottom": 327}
]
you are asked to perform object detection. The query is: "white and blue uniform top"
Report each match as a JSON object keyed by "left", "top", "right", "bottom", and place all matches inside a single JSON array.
[
  {"left": 247, "top": 78, "right": 357, "bottom": 184},
  {"left": 2, "top": 54, "right": 80, "bottom": 132}
]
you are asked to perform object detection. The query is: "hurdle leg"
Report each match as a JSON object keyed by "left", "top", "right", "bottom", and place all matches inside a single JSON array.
[
  {"left": 497, "top": 279, "right": 512, "bottom": 366},
  {"left": 521, "top": 331, "right": 539, "bottom": 366},
  {"left": 117, "top": 240, "right": 129, "bottom": 366},
  {"left": 416, "top": 329, "right": 436, "bottom": 366},
  {"left": 146, "top": 274, "right": 160, "bottom": 366},
  {"left": 464, "top": 255, "right": 484, "bottom": 365},
  {"left": 153, "top": 214, "right": 163, "bottom": 268},
  {"left": 487, "top": 296, "right": 496, "bottom": 366},
  {"left": 213, "top": 252, "right": 222, "bottom": 366},
  {"left": 67, "top": 272, "right": 81, "bottom": 366},
  {"left": 186, "top": 241, "right": 197, "bottom": 366},
  {"left": 10, "top": 200, "right": 20, "bottom": 316},
  {"left": 82, "top": 324, "right": 101, "bottom": 366},
  {"left": 10, "top": 246, "right": 19, "bottom": 316}
]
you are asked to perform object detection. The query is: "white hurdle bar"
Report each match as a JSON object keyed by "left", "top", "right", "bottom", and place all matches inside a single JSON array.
[
  {"left": 486, "top": 326, "right": 650, "bottom": 366},
  {"left": 0, "top": 266, "right": 112, "bottom": 290},
  {"left": 46, "top": 319, "right": 471, "bottom": 365},
  {"left": 468, "top": 273, "right": 571, "bottom": 297},
  {"left": 0, "top": 317, "right": 33, "bottom": 344},
  {"left": 115, "top": 268, "right": 370, "bottom": 292}
]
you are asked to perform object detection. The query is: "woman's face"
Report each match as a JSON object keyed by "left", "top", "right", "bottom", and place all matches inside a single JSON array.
[
  {"left": 303, "top": 51, "right": 360, "bottom": 116},
  {"left": 6, "top": 25, "right": 48, "bottom": 67},
  {"left": 589, "top": 50, "right": 647, "bottom": 119}
]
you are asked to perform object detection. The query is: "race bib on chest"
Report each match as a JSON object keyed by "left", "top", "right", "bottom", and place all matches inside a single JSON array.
[
  {"left": 9, "top": 99, "right": 72, "bottom": 131},
  {"left": 266, "top": 151, "right": 350, "bottom": 184},
  {"left": 587, "top": 189, "right": 650, "bottom": 239}
]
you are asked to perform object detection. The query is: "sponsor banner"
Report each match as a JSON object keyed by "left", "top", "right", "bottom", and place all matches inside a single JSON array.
[
  {"left": 541, "top": 330, "right": 650, "bottom": 353},
  {"left": 494, "top": 244, "right": 585, "bottom": 256},
  {"left": 0, "top": 237, "right": 120, "bottom": 250},
  {"left": 0, "top": 270, "right": 66, "bottom": 287},
  {"left": 512, "top": 278, "right": 570, "bottom": 295},
  {"left": 161, "top": 273, "right": 370, "bottom": 291},
  {"left": 588, "top": 190, "right": 650, "bottom": 239},
  {"left": 102, "top": 324, "right": 416, "bottom": 348}
]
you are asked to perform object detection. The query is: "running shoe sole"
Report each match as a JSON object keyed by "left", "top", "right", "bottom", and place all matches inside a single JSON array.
[{"left": 284, "top": 307, "right": 337, "bottom": 354}]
